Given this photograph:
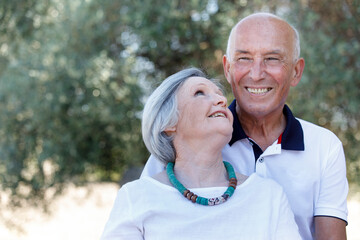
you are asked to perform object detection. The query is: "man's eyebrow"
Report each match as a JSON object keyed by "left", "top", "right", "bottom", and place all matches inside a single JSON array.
[
  {"left": 234, "top": 50, "right": 250, "bottom": 54},
  {"left": 265, "top": 50, "right": 283, "bottom": 55},
  {"left": 234, "top": 50, "right": 284, "bottom": 55}
]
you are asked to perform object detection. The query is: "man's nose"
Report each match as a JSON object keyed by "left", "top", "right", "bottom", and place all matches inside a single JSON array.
[{"left": 249, "top": 59, "right": 265, "bottom": 81}]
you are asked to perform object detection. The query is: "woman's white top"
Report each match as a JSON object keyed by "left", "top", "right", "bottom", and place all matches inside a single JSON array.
[{"left": 101, "top": 173, "right": 301, "bottom": 240}]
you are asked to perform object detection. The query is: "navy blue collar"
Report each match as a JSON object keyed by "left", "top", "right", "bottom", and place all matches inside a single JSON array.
[{"left": 228, "top": 100, "right": 304, "bottom": 151}]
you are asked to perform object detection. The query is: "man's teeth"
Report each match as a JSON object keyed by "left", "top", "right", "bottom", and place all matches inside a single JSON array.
[
  {"left": 209, "top": 112, "right": 226, "bottom": 118},
  {"left": 247, "top": 88, "right": 271, "bottom": 94}
]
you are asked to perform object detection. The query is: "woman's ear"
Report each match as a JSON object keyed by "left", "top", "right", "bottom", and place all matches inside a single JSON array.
[{"left": 164, "top": 126, "right": 176, "bottom": 136}]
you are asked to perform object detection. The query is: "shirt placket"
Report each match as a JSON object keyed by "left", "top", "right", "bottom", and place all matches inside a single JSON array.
[{"left": 254, "top": 140, "right": 282, "bottom": 177}]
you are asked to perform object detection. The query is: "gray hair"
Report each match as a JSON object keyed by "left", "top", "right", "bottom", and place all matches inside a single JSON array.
[
  {"left": 226, "top": 12, "right": 300, "bottom": 61},
  {"left": 142, "top": 68, "right": 222, "bottom": 164}
]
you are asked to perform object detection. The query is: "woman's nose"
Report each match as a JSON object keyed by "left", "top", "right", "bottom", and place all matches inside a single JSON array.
[{"left": 214, "top": 94, "right": 227, "bottom": 106}]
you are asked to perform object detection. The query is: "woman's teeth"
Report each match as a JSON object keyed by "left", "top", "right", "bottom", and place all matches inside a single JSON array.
[{"left": 209, "top": 112, "right": 226, "bottom": 118}]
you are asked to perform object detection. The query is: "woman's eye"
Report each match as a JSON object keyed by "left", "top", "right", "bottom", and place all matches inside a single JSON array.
[{"left": 195, "top": 90, "right": 204, "bottom": 96}]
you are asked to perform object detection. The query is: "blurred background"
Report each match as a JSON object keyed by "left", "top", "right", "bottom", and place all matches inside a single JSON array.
[{"left": 0, "top": 0, "right": 359, "bottom": 239}]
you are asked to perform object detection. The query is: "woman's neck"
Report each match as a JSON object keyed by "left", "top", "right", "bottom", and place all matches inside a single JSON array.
[
  {"left": 168, "top": 133, "right": 231, "bottom": 188},
  {"left": 173, "top": 151, "right": 228, "bottom": 188}
]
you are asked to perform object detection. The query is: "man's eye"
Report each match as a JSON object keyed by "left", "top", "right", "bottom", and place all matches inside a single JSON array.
[
  {"left": 195, "top": 90, "right": 204, "bottom": 96},
  {"left": 265, "top": 57, "right": 282, "bottom": 66},
  {"left": 237, "top": 57, "right": 251, "bottom": 61},
  {"left": 265, "top": 57, "right": 280, "bottom": 61}
]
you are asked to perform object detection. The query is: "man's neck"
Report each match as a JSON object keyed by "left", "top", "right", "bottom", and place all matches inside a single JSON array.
[{"left": 238, "top": 108, "right": 286, "bottom": 151}]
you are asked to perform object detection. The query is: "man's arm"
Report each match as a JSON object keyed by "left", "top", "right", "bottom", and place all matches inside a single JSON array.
[{"left": 314, "top": 216, "right": 347, "bottom": 240}]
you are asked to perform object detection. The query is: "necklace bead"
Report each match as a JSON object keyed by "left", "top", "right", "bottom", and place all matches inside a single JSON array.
[{"left": 166, "top": 161, "right": 237, "bottom": 206}]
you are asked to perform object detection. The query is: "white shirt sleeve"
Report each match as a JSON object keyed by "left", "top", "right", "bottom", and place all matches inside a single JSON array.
[
  {"left": 140, "top": 154, "right": 166, "bottom": 178},
  {"left": 315, "top": 139, "right": 348, "bottom": 221},
  {"left": 100, "top": 186, "right": 143, "bottom": 240}
]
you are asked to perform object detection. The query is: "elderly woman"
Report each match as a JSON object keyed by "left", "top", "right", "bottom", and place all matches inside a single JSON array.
[{"left": 101, "top": 68, "right": 301, "bottom": 240}]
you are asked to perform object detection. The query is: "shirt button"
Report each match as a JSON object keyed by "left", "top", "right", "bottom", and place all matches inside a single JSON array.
[{"left": 259, "top": 157, "right": 264, "bottom": 163}]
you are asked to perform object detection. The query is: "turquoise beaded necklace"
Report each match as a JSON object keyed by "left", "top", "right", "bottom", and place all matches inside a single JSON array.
[{"left": 166, "top": 161, "right": 237, "bottom": 206}]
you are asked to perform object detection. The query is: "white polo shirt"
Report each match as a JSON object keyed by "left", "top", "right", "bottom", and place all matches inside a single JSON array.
[{"left": 141, "top": 100, "right": 348, "bottom": 240}]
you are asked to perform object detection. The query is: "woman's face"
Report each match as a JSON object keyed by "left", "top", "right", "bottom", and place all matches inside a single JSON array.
[{"left": 168, "top": 77, "right": 233, "bottom": 146}]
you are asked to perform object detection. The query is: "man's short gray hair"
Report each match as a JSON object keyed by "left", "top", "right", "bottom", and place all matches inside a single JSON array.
[
  {"left": 226, "top": 12, "right": 300, "bottom": 61},
  {"left": 142, "top": 68, "right": 218, "bottom": 164}
]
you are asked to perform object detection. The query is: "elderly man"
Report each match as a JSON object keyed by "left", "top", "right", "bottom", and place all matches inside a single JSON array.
[{"left": 141, "top": 13, "right": 348, "bottom": 240}]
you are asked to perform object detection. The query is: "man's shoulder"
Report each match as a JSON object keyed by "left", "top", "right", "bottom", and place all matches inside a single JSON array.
[
  {"left": 297, "top": 118, "right": 342, "bottom": 143},
  {"left": 297, "top": 117, "right": 334, "bottom": 134}
]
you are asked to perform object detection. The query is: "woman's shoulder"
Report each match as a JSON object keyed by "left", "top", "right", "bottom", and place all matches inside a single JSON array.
[
  {"left": 119, "top": 176, "right": 156, "bottom": 194},
  {"left": 121, "top": 172, "right": 175, "bottom": 196}
]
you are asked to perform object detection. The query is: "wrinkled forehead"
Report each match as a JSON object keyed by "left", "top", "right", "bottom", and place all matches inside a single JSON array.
[
  {"left": 177, "top": 77, "right": 222, "bottom": 96},
  {"left": 181, "top": 76, "right": 219, "bottom": 90}
]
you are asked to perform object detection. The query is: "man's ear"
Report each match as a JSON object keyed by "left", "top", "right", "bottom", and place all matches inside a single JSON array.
[
  {"left": 291, "top": 58, "right": 305, "bottom": 87},
  {"left": 223, "top": 55, "right": 231, "bottom": 84}
]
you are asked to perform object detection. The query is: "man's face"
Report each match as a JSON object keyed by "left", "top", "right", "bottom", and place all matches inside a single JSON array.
[{"left": 223, "top": 16, "right": 303, "bottom": 119}]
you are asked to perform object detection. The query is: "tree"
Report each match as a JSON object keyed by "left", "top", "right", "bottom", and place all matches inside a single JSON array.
[{"left": 0, "top": 0, "right": 148, "bottom": 215}]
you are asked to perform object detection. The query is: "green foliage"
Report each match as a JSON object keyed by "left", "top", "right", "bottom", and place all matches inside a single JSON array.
[{"left": 0, "top": 0, "right": 148, "bottom": 210}]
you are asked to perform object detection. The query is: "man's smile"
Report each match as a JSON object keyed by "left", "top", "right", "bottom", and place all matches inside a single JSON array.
[{"left": 246, "top": 87, "right": 272, "bottom": 94}]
